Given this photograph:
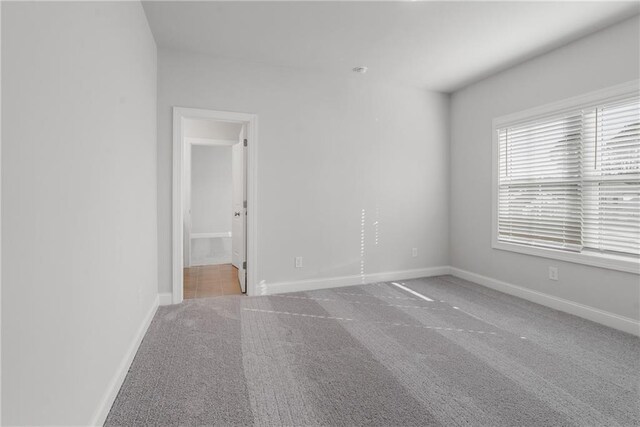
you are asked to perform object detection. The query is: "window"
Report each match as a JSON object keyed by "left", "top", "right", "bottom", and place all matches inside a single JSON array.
[{"left": 493, "top": 82, "right": 639, "bottom": 274}]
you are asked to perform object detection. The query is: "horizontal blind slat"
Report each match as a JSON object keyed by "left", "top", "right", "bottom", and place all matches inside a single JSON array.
[{"left": 498, "top": 94, "right": 639, "bottom": 257}]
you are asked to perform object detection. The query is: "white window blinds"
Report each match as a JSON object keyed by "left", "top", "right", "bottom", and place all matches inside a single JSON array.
[
  {"left": 583, "top": 97, "right": 640, "bottom": 255},
  {"left": 497, "top": 95, "right": 640, "bottom": 258}
]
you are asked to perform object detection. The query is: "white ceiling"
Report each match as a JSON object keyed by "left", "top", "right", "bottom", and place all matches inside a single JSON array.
[
  {"left": 143, "top": 1, "right": 639, "bottom": 92},
  {"left": 184, "top": 118, "right": 242, "bottom": 140}
]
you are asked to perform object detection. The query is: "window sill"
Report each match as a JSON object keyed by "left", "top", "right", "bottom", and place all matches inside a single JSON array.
[{"left": 492, "top": 240, "right": 640, "bottom": 274}]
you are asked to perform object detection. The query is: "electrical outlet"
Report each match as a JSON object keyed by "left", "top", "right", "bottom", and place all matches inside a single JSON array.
[
  {"left": 548, "top": 266, "right": 558, "bottom": 281},
  {"left": 295, "top": 256, "right": 303, "bottom": 268},
  {"left": 412, "top": 248, "right": 418, "bottom": 257}
]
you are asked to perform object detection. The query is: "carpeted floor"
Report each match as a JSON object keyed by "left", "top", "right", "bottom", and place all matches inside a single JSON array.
[{"left": 105, "top": 275, "right": 640, "bottom": 426}]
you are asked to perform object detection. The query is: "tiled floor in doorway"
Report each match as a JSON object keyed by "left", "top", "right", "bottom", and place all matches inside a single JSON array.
[{"left": 183, "top": 264, "right": 242, "bottom": 299}]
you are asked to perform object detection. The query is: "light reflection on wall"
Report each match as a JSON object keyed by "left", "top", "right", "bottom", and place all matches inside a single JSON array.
[
  {"left": 360, "top": 208, "right": 366, "bottom": 283},
  {"left": 374, "top": 206, "right": 379, "bottom": 246}
]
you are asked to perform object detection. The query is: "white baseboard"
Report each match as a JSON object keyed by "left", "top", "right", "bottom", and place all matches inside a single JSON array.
[
  {"left": 190, "top": 259, "right": 232, "bottom": 267},
  {"left": 449, "top": 267, "right": 640, "bottom": 337},
  {"left": 90, "top": 295, "right": 160, "bottom": 426},
  {"left": 158, "top": 292, "right": 173, "bottom": 306},
  {"left": 256, "top": 266, "right": 451, "bottom": 296},
  {"left": 190, "top": 231, "right": 232, "bottom": 239}
]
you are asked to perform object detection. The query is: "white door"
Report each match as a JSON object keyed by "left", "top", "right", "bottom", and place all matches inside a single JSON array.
[
  {"left": 183, "top": 141, "right": 192, "bottom": 268},
  {"left": 231, "top": 125, "right": 247, "bottom": 292}
]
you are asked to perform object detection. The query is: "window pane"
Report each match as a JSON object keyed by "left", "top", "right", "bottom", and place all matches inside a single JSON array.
[
  {"left": 498, "top": 113, "right": 583, "bottom": 251},
  {"left": 583, "top": 97, "right": 640, "bottom": 255}
]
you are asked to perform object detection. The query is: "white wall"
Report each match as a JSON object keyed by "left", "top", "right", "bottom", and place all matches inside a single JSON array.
[
  {"left": 157, "top": 49, "right": 450, "bottom": 294},
  {"left": 2, "top": 2, "right": 157, "bottom": 425},
  {"left": 191, "top": 145, "right": 233, "bottom": 234},
  {"left": 450, "top": 16, "right": 640, "bottom": 321}
]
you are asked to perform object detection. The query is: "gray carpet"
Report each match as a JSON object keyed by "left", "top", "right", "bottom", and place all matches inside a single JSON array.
[{"left": 105, "top": 275, "right": 640, "bottom": 426}]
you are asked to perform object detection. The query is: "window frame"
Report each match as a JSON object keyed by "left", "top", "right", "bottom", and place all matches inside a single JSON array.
[{"left": 491, "top": 80, "right": 640, "bottom": 275}]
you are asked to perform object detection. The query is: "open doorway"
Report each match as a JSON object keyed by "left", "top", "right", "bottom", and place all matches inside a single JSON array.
[
  {"left": 184, "top": 119, "right": 244, "bottom": 298},
  {"left": 173, "top": 108, "right": 258, "bottom": 303}
]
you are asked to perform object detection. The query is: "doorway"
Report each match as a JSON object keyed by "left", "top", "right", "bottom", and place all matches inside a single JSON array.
[{"left": 172, "top": 107, "right": 258, "bottom": 303}]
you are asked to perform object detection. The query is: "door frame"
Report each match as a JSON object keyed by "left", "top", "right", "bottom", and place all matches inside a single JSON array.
[{"left": 172, "top": 107, "right": 258, "bottom": 303}]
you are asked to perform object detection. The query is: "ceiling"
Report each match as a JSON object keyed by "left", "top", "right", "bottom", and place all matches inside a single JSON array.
[
  {"left": 142, "top": 1, "right": 639, "bottom": 92},
  {"left": 184, "top": 119, "right": 242, "bottom": 140}
]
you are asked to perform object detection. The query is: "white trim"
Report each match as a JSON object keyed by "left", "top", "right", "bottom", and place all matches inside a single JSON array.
[
  {"left": 491, "top": 80, "right": 640, "bottom": 275},
  {"left": 257, "top": 266, "right": 451, "bottom": 295},
  {"left": 173, "top": 107, "right": 258, "bottom": 303},
  {"left": 190, "top": 231, "right": 232, "bottom": 239},
  {"left": 190, "top": 259, "right": 233, "bottom": 267},
  {"left": 90, "top": 295, "right": 159, "bottom": 426},
  {"left": 158, "top": 293, "right": 173, "bottom": 306},
  {"left": 185, "top": 137, "right": 237, "bottom": 147},
  {"left": 492, "top": 241, "right": 639, "bottom": 274},
  {"left": 449, "top": 267, "right": 640, "bottom": 337}
]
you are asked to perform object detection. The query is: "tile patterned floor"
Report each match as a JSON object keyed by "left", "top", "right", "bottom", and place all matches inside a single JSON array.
[{"left": 183, "top": 264, "right": 242, "bottom": 299}]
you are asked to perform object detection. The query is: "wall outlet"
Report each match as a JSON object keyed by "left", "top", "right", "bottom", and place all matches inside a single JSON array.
[
  {"left": 295, "top": 256, "right": 303, "bottom": 268},
  {"left": 548, "top": 266, "right": 559, "bottom": 281},
  {"left": 412, "top": 248, "right": 418, "bottom": 257}
]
